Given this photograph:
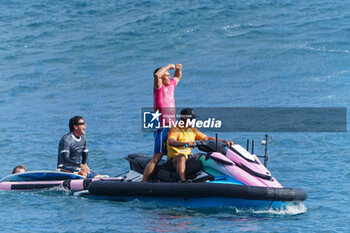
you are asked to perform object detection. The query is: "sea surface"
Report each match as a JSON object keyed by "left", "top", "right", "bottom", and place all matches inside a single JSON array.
[{"left": 0, "top": 0, "right": 349, "bottom": 232}]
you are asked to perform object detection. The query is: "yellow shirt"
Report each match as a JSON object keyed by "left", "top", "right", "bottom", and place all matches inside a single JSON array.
[{"left": 166, "top": 126, "right": 206, "bottom": 160}]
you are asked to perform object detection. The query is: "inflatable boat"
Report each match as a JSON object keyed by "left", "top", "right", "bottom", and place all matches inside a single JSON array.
[{"left": 0, "top": 171, "right": 121, "bottom": 191}]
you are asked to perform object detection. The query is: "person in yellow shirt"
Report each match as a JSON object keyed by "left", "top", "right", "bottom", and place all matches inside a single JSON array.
[{"left": 167, "top": 108, "right": 233, "bottom": 181}]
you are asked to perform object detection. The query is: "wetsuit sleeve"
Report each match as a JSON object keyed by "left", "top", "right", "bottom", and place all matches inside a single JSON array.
[
  {"left": 82, "top": 152, "right": 88, "bottom": 165},
  {"left": 59, "top": 138, "right": 70, "bottom": 155},
  {"left": 82, "top": 140, "right": 88, "bottom": 164}
]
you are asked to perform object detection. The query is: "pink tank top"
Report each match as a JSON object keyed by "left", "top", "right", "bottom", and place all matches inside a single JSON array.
[{"left": 153, "top": 78, "right": 177, "bottom": 126}]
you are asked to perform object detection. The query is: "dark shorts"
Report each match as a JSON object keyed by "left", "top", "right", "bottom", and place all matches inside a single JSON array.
[
  {"left": 61, "top": 166, "right": 81, "bottom": 173},
  {"left": 154, "top": 128, "right": 169, "bottom": 154},
  {"left": 60, "top": 166, "right": 97, "bottom": 178}
]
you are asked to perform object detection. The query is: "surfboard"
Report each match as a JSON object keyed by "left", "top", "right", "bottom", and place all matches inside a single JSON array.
[{"left": 0, "top": 171, "right": 85, "bottom": 182}]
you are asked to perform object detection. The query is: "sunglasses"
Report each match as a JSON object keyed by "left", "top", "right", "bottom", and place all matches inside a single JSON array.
[{"left": 76, "top": 122, "right": 86, "bottom": 125}]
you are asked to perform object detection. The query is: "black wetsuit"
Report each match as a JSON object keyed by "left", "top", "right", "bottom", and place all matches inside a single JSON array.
[{"left": 57, "top": 133, "right": 88, "bottom": 172}]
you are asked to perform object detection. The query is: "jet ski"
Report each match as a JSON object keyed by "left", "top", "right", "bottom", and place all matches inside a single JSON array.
[{"left": 82, "top": 136, "right": 307, "bottom": 208}]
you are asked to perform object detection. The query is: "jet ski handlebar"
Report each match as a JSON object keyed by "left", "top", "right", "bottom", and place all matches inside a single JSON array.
[{"left": 194, "top": 140, "right": 227, "bottom": 154}]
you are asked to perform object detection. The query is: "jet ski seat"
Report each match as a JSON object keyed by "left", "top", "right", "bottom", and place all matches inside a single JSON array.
[
  {"left": 125, "top": 153, "right": 213, "bottom": 182},
  {"left": 125, "top": 153, "right": 166, "bottom": 174}
]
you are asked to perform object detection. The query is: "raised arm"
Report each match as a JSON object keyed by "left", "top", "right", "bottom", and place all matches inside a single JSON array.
[
  {"left": 174, "top": 64, "right": 182, "bottom": 84},
  {"left": 154, "top": 64, "right": 175, "bottom": 89}
]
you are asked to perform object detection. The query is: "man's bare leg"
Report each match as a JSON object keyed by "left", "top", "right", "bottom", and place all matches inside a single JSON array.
[
  {"left": 143, "top": 153, "right": 163, "bottom": 182},
  {"left": 173, "top": 154, "right": 186, "bottom": 182}
]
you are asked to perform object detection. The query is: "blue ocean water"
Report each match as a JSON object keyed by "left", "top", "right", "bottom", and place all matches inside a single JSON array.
[{"left": 0, "top": 0, "right": 349, "bottom": 232}]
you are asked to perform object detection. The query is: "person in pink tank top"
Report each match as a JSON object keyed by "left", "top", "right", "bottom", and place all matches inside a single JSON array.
[{"left": 143, "top": 64, "right": 182, "bottom": 181}]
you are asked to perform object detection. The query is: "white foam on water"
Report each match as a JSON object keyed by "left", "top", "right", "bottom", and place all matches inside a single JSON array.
[
  {"left": 49, "top": 186, "right": 72, "bottom": 195},
  {"left": 236, "top": 202, "right": 307, "bottom": 216},
  {"left": 300, "top": 44, "right": 350, "bottom": 54}
]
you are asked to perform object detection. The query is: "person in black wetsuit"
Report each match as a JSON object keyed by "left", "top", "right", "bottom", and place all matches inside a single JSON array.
[{"left": 57, "top": 116, "right": 91, "bottom": 177}]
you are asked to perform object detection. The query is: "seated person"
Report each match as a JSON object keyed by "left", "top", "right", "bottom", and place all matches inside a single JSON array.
[
  {"left": 167, "top": 108, "right": 233, "bottom": 181},
  {"left": 57, "top": 116, "right": 93, "bottom": 178},
  {"left": 12, "top": 165, "right": 26, "bottom": 174}
]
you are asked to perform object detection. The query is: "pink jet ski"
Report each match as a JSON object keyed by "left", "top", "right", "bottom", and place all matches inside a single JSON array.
[{"left": 84, "top": 135, "right": 307, "bottom": 208}]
